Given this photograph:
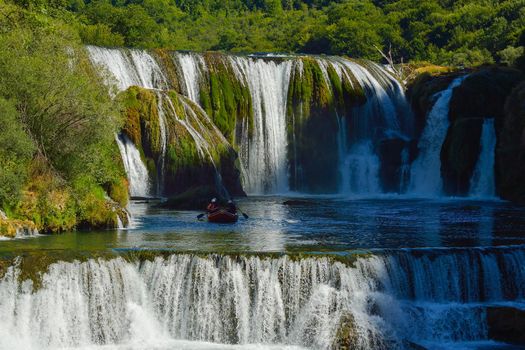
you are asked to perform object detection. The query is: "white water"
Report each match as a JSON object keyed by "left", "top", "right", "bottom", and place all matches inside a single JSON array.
[
  {"left": 155, "top": 92, "right": 169, "bottom": 195},
  {"left": 409, "top": 77, "right": 466, "bottom": 196},
  {"left": 1, "top": 248, "right": 524, "bottom": 350},
  {"left": 86, "top": 46, "right": 167, "bottom": 92},
  {"left": 316, "top": 57, "right": 410, "bottom": 195},
  {"left": 174, "top": 52, "right": 206, "bottom": 103},
  {"left": 229, "top": 57, "right": 293, "bottom": 194},
  {"left": 115, "top": 134, "right": 150, "bottom": 198},
  {"left": 338, "top": 59, "right": 403, "bottom": 135},
  {"left": 469, "top": 119, "right": 497, "bottom": 198},
  {"left": 87, "top": 47, "right": 499, "bottom": 199},
  {"left": 340, "top": 142, "right": 381, "bottom": 195}
]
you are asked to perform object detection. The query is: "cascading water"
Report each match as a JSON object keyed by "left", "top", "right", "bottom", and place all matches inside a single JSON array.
[
  {"left": 88, "top": 47, "right": 172, "bottom": 196},
  {"left": 320, "top": 58, "right": 411, "bottom": 195},
  {"left": 469, "top": 119, "right": 497, "bottom": 198},
  {"left": 155, "top": 92, "right": 169, "bottom": 195},
  {"left": 87, "top": 46, "right": 167, "bottom": 91},
  {"left": 409, "top": 76, "right": 466, "bottom": 196},
  {"left": 340, "top": 142, "right": 381, "bottom": 195},
  {"left": 174, "top": 52, "right": 206, "bottom": 103},
  {"left": 115, "top": 134, "right": 150, "bottom": 198},
  {"left": 1, "top": 247, "right": 524, "bottom": 349},
  {"left": 229, "top": 57, "right": 293, "bottom": 194},
  {"left": 87, "top": 47, "right": 499, "bottom": 199}
]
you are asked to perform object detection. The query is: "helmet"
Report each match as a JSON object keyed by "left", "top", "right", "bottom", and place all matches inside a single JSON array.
[
  {"left": 227, "top": 200, "right": 233, "bottom": 204},
  {"left": 211, "top": 198, "right": 217, "bottom": 203}
]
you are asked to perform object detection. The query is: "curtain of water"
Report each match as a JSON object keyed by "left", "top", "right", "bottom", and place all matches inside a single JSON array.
[
  {"left": 469, "top": 119, "right": 497, "bottom": 198},
  {"left": 1, "top": 248, "right": 523, "bottom": 349},
  {"left": 408, "top": 77, "right": 466, "bottom": 196}
]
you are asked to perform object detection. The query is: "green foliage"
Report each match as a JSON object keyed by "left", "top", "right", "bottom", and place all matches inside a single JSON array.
[
  {"left": 78, "top": 23, "right": 125, "bottom": 47},
  {"left": 6, "top": 0, "right": 525, "bottom": 66},
  {"left": 0, "top": 2, "right": 126, "bottom": 231},
  {"left": 498, "top": 46, "right": 525, "bottom": 66},
  {"left": 0, "top": 98, "right": 35, "bottom": 208},
  {"left": 38, "top": 0, "right": 524, "bottom": 66}
]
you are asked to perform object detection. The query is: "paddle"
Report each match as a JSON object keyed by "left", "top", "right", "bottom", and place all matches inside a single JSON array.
[
  {"left": 197, "top": 213, "right": 206, "bottom": 220},
  {"left": 236, "top": 207, "right": 249, "bottom": 219}
]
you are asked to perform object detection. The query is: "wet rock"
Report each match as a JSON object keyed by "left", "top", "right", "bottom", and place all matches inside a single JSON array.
[
  {"left": 377, "top": 137, "right": 409, "bottom": 193},
  {"left": 406, "top": 72, "right": 462, "bottom": 139},
  {"left": 442, "top": 67, "right": 524, "bottom": 196},
  {"left": 487, "top": 306, "right": 525, "bottom": 345},
  {"left": 119, "top": 87, "right": 245, "bottom": 198},
  {"left": 161, "top": 186, "right": 227, "bottom": 210},
  {"left": 0, "top": 210, "right": 38, "bottom": 238},
  {"left": 332, "top": 313, "right": 359, "bottom": 350},
  {"left": 440, "top": 117, "right": 484, "bottom": 195},
  {"left": 497, "top": 81, "right": 525, "bottom": 203}
]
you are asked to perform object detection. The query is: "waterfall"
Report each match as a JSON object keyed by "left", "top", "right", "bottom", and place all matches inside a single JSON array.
[
  {"left": 399, "top": 147, "right": 411, "bottom": 193},
  {"left": 115, "top": 134, "right": 151, "bottom": 198},
  {"left": 229, "top": 57, "right": 293, "bottom": 194},
  {"left": 174, "top": 52, "right": 206, "bottom": 103},
  {"left": 87, "top": 47, "right": 413, "bottom": 196},
  {"left": 155, "top": 92, "right": 168, "bottom": 195},
  {"left": 338, "top": 59, "right": 404, "bottom": 136},
  {"left": 340, "top": 142, "right": 381, "bottom": 195},
  {"left": 409, "top": 76, "right": 466, "bottom": 196},
  {"left": 86, "top": 46, "right": 167, "bottom": 91},
  {"left": 320, "top": 58, "right": 410, "bottom": 194},
  {"left": 469, "top": 119, "right": 497, "bottom": 198},
  {"left": 1, "top": 247, "right": 524, "bottom": 349}
]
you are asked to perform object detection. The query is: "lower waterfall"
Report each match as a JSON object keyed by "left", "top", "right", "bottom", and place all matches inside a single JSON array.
[
  {"left": 469, "top": 119, "right": 497, "bottom": 198},
  {"left": 1, "top": 247, "right": 523, "bottom": 349},
  {"left": 409, "top": 77, "right": 466, "bottom": 196},
  {"left": 115, "top": 134, "right": 151, "bottom": 198}
]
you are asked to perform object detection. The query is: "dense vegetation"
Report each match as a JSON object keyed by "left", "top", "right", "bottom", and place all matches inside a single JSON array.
[
  {"left": 0, "top": 1, "right": 127, "bottom": 233},
  {"left": 12, "top": 0, "right": 525, "bottom": 67}
]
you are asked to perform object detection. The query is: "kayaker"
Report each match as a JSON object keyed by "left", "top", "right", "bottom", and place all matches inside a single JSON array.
[
  {"left": 207, "top": 198, "right": 219, "bottom": 213},
  {"left": 227, "top": 200, "right": 237, "bottom": 214}
]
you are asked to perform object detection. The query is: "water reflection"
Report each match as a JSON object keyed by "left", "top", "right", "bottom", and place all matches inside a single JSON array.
[{"left": 2, "top": 197, "right": 525, "bottom": 255}]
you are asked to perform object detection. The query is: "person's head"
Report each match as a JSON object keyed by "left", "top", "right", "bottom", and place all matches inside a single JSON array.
[
  {"left": 211, "top": 198, "right": 217, "bottom": 203},
  {"left": 228, "top": 200, "right": 232, "bottom": 204}
]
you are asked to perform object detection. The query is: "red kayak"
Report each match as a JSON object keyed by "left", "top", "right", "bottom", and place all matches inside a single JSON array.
[{"left": 207, "top": 209, "right": 238, "bottom": 223}]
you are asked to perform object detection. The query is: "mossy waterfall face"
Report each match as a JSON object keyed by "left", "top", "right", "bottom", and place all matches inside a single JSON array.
[
  {"left": 88, "top": 46, "right": 503, "bottom": 199},
  {"left": 1, "top": 248, "right": 524, "bottom": 349}
]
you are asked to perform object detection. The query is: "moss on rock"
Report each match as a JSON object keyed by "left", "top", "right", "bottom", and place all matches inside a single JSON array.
[
  {"left": 0, "top": 214, "right": 37, "bottom": 238},
  {"left": 286, "top": 57, "right": 367, "bottom": 193},
  {"left": 199, "top": 53, "right": 253, "bottom": 144},
  {"left": 332, "top": 313, "right": 359, "bottom": 350}
]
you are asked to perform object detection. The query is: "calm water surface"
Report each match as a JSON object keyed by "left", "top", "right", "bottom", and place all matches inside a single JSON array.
[{"left": 2, "top": 196, "right": 525, "bottom": 255}]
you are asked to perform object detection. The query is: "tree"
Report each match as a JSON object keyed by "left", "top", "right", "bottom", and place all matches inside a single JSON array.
[
  {"left": 498, "top": 45, "right": 525, "bottom": 66},
  {"left": 0, "top": 98, "right": 34, "bottom": 207}
]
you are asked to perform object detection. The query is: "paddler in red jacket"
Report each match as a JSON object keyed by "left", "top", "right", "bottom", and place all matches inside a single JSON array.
[{"left": 207, "top": 198, "right": 219, "bottom": 213}]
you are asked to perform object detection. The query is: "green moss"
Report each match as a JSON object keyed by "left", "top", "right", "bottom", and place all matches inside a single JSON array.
[
  {"left": 153, "top": 48, "right": 182, "bottom": 92},
  {"left": 119, "top": 86, "right": 162, "bottom": 160},
  {"left": 108, "top": 176, "right": 129, "bottom": 208},
  {"left": 199, "top": 54, "right": 253, "bottom": 144}
]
